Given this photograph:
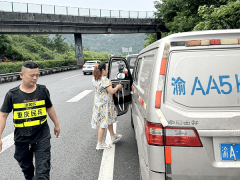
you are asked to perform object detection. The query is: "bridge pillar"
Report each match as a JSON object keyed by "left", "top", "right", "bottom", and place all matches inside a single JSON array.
[
  {"left": 74, "top": 34, "right": 84, "bottom": 66},
  {"left": 156, "top": 32, "right": 161, "bottom": 40}
]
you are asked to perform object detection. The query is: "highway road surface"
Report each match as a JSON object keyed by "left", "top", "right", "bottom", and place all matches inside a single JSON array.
[{"left": 0, "top": 66, "right": 140, "bottom": 180}]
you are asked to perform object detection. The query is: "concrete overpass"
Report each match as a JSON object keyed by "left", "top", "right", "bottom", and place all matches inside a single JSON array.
[
  {"left": 0, "top": 12, "right": 165, "bottom": 34},
  {"left": 0, "top": 2, "right": 167, "bottom": 65}
]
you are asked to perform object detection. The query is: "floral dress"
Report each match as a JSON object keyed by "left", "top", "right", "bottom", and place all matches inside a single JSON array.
[{"left": 91, "top": 76, "right": 117, "bottom": 129}]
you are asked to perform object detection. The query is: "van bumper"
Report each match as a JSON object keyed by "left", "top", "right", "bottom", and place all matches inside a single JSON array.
[
  {"left": 168, "top": 137, "right": 240, "bottom": 180},
  {"left": 139, "top": 154, "right": 165, "bottom": 180}
]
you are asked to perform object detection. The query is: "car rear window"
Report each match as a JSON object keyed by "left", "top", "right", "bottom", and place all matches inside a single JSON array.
[{"left": 165, "top": 48, "right": 240, "bottom": 108}]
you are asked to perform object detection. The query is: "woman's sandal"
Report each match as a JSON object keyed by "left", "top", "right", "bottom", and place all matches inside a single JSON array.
[
  {"left": 111, "top": 134, "right": 122, "bottom": 144},
  {"left": 96, "top": 142, "right": 111, "bottom": 150}
]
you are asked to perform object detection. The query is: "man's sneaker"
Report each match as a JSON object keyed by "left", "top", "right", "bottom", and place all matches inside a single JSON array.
[
  {"left": 96, "top": 142, "right": 111, "bottom": 150},
  {"left": 111, "top": 134, "right": 122, "bottom": 144}
]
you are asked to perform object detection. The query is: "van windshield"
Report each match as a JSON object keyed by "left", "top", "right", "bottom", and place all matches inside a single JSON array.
[{"left": 165, "top": 48, "right": 240, "bottom": 108}]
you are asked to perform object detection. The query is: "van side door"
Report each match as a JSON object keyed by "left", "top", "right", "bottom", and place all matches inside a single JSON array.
[{"left": 107, "top": 57, "right": 133, "bottom": 116}]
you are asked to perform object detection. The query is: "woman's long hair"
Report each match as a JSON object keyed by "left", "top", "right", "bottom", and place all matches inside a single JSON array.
[{"left": 93, "top": 62, "right": 106, "bottom": 81}]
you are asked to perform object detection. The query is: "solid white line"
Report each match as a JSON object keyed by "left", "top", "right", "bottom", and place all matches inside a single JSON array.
[
  {"left": 61, "top": 74, "right": 82, "bottom": 80},
  {"left": 0, "top": 132, "right": 14, "bottom": 154},
  {"left": 98, "top": 123, "right": 116, "bottom": 180},
  {"left": 66, "top": 90, "right": 93, "bottom": 102}
]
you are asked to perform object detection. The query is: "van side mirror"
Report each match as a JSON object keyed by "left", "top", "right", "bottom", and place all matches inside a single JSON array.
[{"left": 117, "top": 73, "right": 126, "bottom": 80}]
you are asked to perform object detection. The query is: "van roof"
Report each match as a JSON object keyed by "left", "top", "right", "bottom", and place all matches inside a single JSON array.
[{"left": 140, "top": 29, "right": 240, "bottom": 54}]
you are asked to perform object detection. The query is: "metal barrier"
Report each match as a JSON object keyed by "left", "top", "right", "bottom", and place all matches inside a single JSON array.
[
  {"left": 0, "top": 65, "right": 78, "bottom": 83},
  {"left": 0, "top": 1, "right": 154, "bottom": 18}
]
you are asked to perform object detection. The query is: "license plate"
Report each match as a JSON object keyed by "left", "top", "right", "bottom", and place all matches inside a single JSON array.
[
  {"left": 220, "top": 143, "right": 240, "bottom": 161},
  {"left": 87, "top": 66, "right": 92, "bottom": 68}
]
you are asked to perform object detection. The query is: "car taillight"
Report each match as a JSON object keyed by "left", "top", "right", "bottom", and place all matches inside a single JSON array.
[
  {"left": 145, "top": 119, "right": 164, "bottom": 146},
  {"left": 165, "top": 127, "right": 202, "bottom": 147},
  {"left": 145, "top": 120, "right": 202, "bottom": 147},
  {"left": 83, "top": 66, "right": 86, "bottom": 68}
]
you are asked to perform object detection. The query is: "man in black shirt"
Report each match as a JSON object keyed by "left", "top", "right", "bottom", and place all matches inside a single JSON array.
[{"left": 0, "top": 62, "right": 60, "bottom": 180}]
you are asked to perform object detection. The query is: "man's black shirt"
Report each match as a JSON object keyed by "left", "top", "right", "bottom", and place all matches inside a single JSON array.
[{"left": 0, "top": 84, "right": 52, "bottom": 143}]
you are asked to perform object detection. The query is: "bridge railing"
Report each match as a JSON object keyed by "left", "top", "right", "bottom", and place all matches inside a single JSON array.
[{"left": 0, "top": 1, "right": 154, "bottom": 18}]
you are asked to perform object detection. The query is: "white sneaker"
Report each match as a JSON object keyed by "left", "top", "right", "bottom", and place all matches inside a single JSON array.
[
  {"left": 111, "top": 134, "right": 122, "bottom": 144},
  {"left": 96, "top": 142, "right": 111, "bottom": 150}
]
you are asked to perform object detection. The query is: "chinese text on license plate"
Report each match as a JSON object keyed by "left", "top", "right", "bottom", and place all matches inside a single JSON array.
[{"left": 220, "top": 143, "right": 240, "bottom": 161}]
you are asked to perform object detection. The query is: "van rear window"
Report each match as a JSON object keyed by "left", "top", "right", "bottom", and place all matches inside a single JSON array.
[{"left": 165, "top": 48, "right": 240, "bottom": 108}]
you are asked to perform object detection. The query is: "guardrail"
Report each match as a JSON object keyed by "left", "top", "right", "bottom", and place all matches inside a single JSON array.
[
  {"left": 0, "top": 65, "right": 79, "bottom": 83},
  {"left": 0, "top": 1, "right": 154, "bottom": 18}
]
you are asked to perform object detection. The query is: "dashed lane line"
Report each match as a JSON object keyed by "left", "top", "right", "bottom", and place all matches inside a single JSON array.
[
  {"left": 0, "top": 132, "right": 14, "bottom": 154},
  {"left": 66, "top": 90, "right": 93, "bottom": 102},
  {"left": 61, "top": 74, "right": 82, "bottom": 80},
  {"left": 98, "top": 123, "right": 116, "bottom": 180}
]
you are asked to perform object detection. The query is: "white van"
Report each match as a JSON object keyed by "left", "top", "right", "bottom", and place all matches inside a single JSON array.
[{"left": 108, "top": 29, "right": 240, "bottom": 180}]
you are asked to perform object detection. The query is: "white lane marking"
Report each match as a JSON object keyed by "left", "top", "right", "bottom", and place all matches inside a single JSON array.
[
  {"left": 61, "top": 74, "right": 82, "bottom": 80},
  {"left": 98, "top": 123, "right": 116, "bottom": 180},
  {"left": 0, "top": 132, "right": 14, "bottom": 154},
  {"left": 67, "top": 90, "right": 93, "bottom": 102}
]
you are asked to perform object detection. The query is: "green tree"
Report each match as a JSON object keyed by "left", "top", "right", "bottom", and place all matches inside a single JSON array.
[
  {"left": 156, "top": 0, "right": 231, "bottom": 34},
  {"left": 194, "top": 0, "right": 240, "bottom": 30},
  {"left": 31, "top": 35, "right": 53, "bottom": 49},
  {"left": 52, "top": 34, "right": 69, "bottom": 54},
  {"left": 0, "top": 34, "right": 128, "bottom": 62},
  {"left": 144, "top": 33, "right": 156, "bottom": 47},
  {"left": 144, "top": 0, "right": 235, "bottom": 46},
  {"left": 70, "top": 44, "right": 75, "bottom": 51},
  {"left": 0, "top": 35, "right": 13, "bottom": 57}
]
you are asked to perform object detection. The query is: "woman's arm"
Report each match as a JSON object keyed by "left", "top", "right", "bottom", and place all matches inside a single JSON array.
[{"left": 106, "top": 84, "right": 123, "bottom": 95}]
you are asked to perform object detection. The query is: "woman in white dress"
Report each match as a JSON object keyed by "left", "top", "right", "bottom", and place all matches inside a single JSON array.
[{"left": 92, "top": 62, "right": 123, "bottom": 150}]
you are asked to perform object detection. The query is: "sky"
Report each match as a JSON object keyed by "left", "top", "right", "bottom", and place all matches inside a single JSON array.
[{"left": 1, "top": 0, "right": 156, "bottom": 12}]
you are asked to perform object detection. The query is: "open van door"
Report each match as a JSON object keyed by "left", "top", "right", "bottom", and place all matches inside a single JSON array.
[{"left": 107, "top": 57, "right": 133, "bottom": 116}]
